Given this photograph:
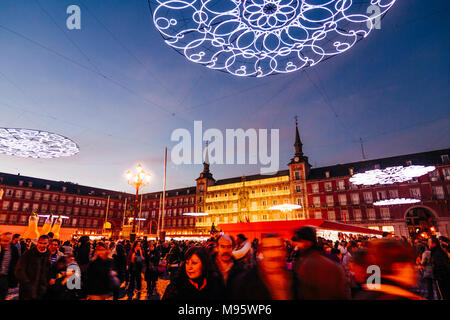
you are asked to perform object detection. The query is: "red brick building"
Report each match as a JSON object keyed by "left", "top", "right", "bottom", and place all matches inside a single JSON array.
[{"left": 1, "top": 123, "right": 449, "bottom": 240}]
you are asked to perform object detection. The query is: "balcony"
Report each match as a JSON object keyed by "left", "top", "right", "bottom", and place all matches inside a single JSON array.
[
  {"left": 249, "top": 189, "right": 290, "bottom": 198},
  {"left": 206, "top": 195, "right": 239, "bottom": 203}
]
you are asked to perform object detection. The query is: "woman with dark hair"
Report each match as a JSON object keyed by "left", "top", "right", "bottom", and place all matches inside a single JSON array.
[{"left": 162, "top": 246, "right": 224, "bottom": 300}]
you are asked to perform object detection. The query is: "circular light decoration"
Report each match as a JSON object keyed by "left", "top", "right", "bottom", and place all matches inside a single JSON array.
[
  {"left": 349, "top": 165, "right": 436, "bottom": 186},
  {"left": 269, "top": 204, "right": 302, "bottom": 212},
  {"left": 373, "top": 198, "right": 421, "bottom": 206},
  {"left": 183, "top": 212, "right": 209, "bottom": 216},
  {"left": 0, "top": 128, "right": 79, "bottom": 158},
  {"left": 149, "top": 0, "right": 396, "bottom": 77}
]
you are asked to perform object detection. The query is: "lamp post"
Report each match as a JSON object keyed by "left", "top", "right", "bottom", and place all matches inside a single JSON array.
[{"left": 126, "top": 164, "right": 150, "bottom": 241}]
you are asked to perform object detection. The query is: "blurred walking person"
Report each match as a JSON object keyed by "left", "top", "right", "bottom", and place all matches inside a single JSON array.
[
  {"left": 86, "top": 242, "right": 119, "bottom": 300},
  {"left": 355, "top": 239, "right": 424, "bottom": 300},
  {"left": 292, "top": 227, "right": 350, "bottom": 300},
  {"left": 231, "top": 234, "right": 294, "bottom": 300}
]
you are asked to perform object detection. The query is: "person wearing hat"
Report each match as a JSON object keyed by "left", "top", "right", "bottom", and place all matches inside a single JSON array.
[
  {"left": 232, "top": 234, "right": 254, "bottom": 270},
  {"left": 291, "top": 227, "right": 350, "bottom": 300}
]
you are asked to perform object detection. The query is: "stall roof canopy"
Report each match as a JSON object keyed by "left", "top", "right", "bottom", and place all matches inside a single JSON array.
[{"left": 219, "top": 219, "right": 385, "bottom": 237}]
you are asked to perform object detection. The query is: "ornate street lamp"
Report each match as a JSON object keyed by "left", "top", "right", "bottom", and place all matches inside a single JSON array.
[{"left": 125, "top": 164, "right": 151, "bottom": 241}]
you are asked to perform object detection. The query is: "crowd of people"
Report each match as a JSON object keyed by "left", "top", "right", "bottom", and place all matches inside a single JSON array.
[{"left": 0, "top": 228, "right": 449, "bottom": 300}]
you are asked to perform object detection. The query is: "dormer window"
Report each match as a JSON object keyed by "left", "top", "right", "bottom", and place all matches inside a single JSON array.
[
  {"left": 441, "top": 155, "right": 449, "bottom": 164},
  {"left": 62, "top": 187, "right": 67, "bottom": 192},
  {"left": 325, "top": 171, "right": 330, "bottom": 178},
  {"left": 46, "top": 184, "right": 50, "bottom": 190},
  {"left": 374, "top": 164, "right": 380, "bottom": 169},
  {"left": 18, "top": 180, "right": 23, "bottom": 186},
  {"left": 406, "top": 160, "right": 412, "bottom": 166},
  {"left": 28, "top": 182, "right": 33, "bottom": 187},
  {"left": 349, "top": 168, "right": 354, "bottom": 175}
]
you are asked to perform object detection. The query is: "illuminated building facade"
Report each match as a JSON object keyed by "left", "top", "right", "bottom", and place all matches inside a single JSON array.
[{"left": 1, "top": 122, "right": 449, "bottom": 239}]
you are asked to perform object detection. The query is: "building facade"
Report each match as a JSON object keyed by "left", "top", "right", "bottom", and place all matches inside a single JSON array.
[{"left": 1, "top": 122, "right": 449, "bottom": 239}]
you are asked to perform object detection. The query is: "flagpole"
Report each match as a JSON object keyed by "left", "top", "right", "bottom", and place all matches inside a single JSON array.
[
  {"left": 122, "top": 197, "right": 127, "bottom": 229},
  {"left": 137, "top": 193, "right": 143, "bottom": 235},
  {"left": 161, "top": 147, "right": 167, "bottom": 235},
  {"left": 103, "top": 195, "right": 110, "bottom": 235}
]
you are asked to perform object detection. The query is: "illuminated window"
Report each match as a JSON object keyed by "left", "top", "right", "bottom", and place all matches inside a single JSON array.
[
  {"left": 367, "top": 208, "right": 376, "bottom": 220},
  {"left": 410, "top": 188, "right": 421, "bottom": 199},
  {"left": 380, "top": 208, "right": 390, "bottom": 220},
  {"left": 312, "top": 184, "right": 319, "bottom": 193},
  {"left": 353, "top": 209, "right": 362, "bottom": 221},
  {"left": 351, "top": 193, "right": 359, "bottom": 205},
  {"left": 327, "top": 211, "right": 335, "bottom": 221}
]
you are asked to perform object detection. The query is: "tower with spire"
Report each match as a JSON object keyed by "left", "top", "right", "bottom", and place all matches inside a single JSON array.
[
  {"left": 289, "top": 116, "right": 311, "bottom": 219},
  {"left": 196, "top": 141, "right": 215, "bottom": 214}
]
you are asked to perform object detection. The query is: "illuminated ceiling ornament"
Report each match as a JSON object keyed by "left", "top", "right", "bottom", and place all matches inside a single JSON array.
[
  {"left": 269, "top": 204, "right": 302, "bottom": 212},
  {"left": 149, "top": 0, "right": 396, "bottom": 77},
  {"left": 349, "top": 165, "right": 436, "bottom": 186},
  {"left": 373, "top": 198, "right": 421, "bottom": 206},
  {"left": 183, "top": 212, "right": 209, "bottom": 216},
  {"left": 0, "top": 128, "right": 79, "bottom": 159}
]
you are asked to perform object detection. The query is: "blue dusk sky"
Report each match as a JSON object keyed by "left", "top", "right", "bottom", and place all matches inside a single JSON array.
[{"left": 0, "top": 0, "right": 449, "bottom": 193}]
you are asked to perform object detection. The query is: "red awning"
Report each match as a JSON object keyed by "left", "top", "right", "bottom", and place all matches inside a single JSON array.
[{"left": 218, "top": 219, "right": 384, "bottom": 241}]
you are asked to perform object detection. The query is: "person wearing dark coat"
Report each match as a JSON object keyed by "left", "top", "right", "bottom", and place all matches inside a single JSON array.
[
  {"left": 292, "top": 227, "right": 350, "bottom": 300},
  {"left": 14, "top": 235, "right": 51, "bottom": 300},
  {"left": 163, "top": 246, "right": 224, "bottom": 300},
  {"left": 86, "top": 242, "right": 118, "bottom": 300},
  {"left": 112, "top": 243, "right": 127, "bottom": 284},
  {"left": 429, "top": 237, "right": 450, "bottom": 300},
  {"left": 144, "top": 243, "right": 160, "bottom": 297},
  {"left": 210, "top": 235, "right": 245, "bottom": 299},
  {"left": 0, "top": 232, "right": 20, "bottom": 299}
]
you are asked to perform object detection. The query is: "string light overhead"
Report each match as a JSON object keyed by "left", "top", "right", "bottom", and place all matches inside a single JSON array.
[
  {"left": 0, "top": 128, "right": 79, "bottom": 159},
  {"left": 149, "top": 0, "right": 396, "bottom": 77},
  {"left": 373, "top": 198, "right": 421, "bottom": 206},
  {"left": 349, "top": 165, "right": 436, "bottom": 186}
]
